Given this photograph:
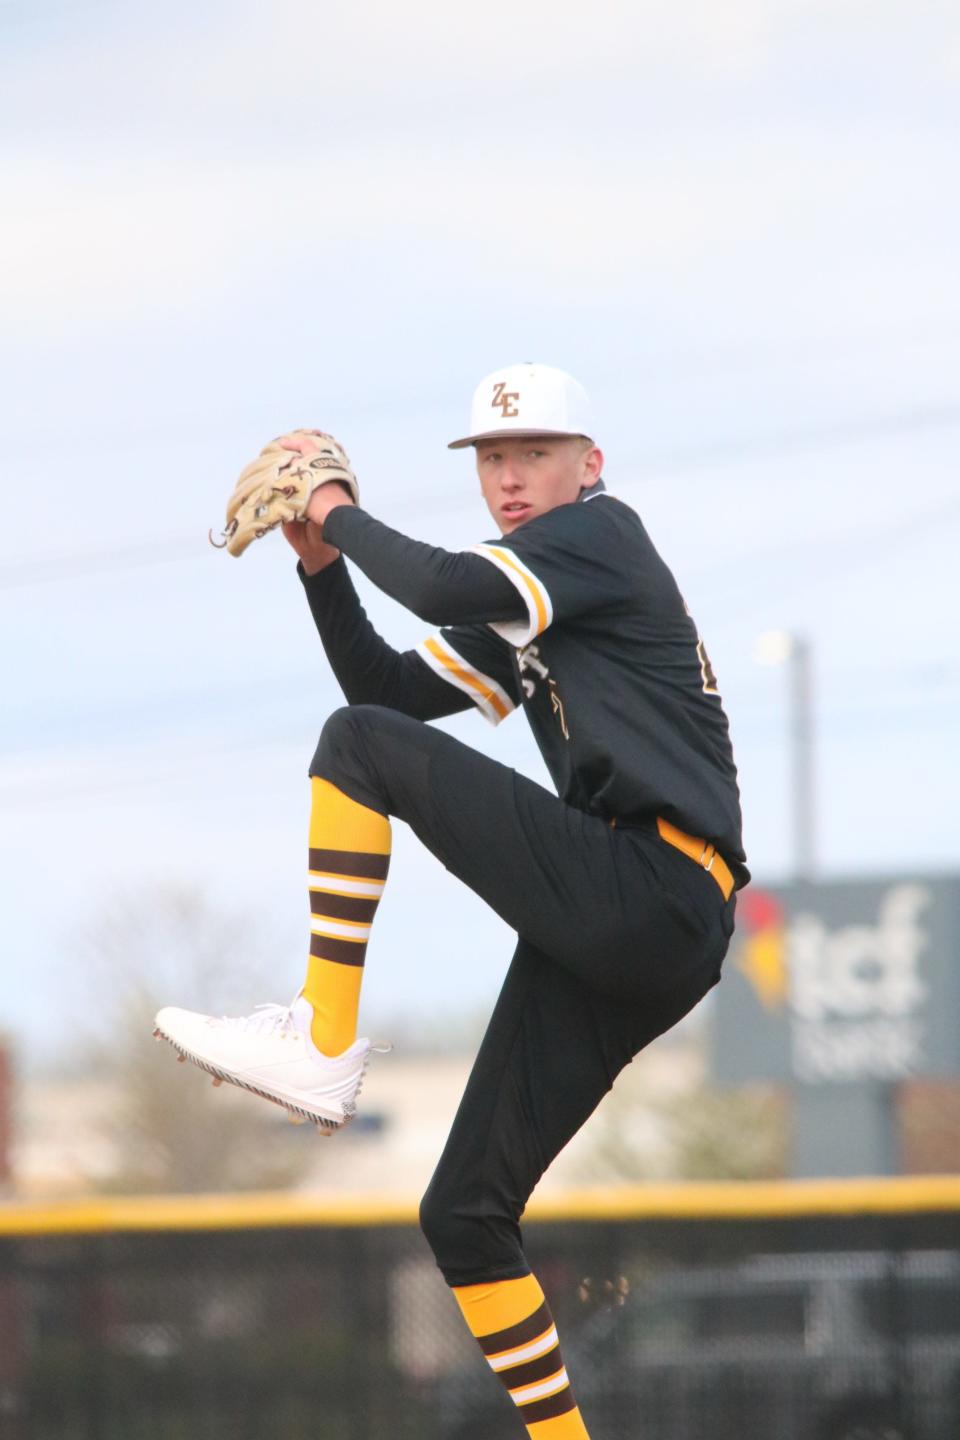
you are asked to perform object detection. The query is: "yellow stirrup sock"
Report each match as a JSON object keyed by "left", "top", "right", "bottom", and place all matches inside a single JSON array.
[
  {"left": 453, "top": 1275, "right": 591, "bottom": 1438},
  {"left": 302, "top": 777, "right": 391, "bottom": 1057}
]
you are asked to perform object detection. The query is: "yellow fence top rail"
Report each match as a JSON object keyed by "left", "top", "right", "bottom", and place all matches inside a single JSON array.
[{"left": 1, "top": 1176, "right": 960, "bottom": 1237}]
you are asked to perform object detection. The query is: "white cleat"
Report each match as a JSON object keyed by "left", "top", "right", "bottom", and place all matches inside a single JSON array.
[{"left": 152, "top": 995, "right": 387, "bottom": 1132}]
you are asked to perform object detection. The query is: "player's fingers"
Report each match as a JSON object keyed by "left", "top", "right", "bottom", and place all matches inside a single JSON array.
[{"left": 278, "top": 432, "right": 320, "bottom": 456}]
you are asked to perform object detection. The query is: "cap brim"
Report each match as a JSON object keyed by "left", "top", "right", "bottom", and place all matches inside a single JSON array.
[{"left": 447, "top": 427, "right": 589, "bottom": 451}]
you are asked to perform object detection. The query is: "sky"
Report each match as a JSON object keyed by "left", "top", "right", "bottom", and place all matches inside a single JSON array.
[{"left": 1, "top": 0, "right": 958, "bottom": 1064}]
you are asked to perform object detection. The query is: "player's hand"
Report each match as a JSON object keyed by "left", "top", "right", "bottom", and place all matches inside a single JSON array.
[
  {"left": 281, "top": 517, "right": 341, "bottom": 575},
  {"left": 278, "top": 431, "right": 322, "bottom": 458},
  {"left": 304, "top": 478, "right": 355, "bottom": 529},
  {"left": 274, "top": 431, "right": 356, "bottom": 567},
  {"left": 277, "top": 432, "right": 356, "bottom": 532},
  {"left": 215, "top": 429, "right": 358, "bottom": 560}
]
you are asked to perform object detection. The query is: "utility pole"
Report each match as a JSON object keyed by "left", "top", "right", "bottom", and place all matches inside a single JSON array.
[
  {"left": 788, "top": 634, "right": 814, "bottom": 881},
  {"left": 756, "top": 629, "right": 815, "bottom": 880},
  {"left": 757, "top": 631, "right": 897, "bottom": 1176}
]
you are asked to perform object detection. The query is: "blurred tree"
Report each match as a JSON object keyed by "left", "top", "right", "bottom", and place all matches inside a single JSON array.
[
  {"left": 0, "top": 1037, "right": 12, "bottom": 1194},
  {"left": 651, "top": 1083, "right": 787, "bottom": 1181},
  {"left": 66, "top": 886, "right": 318, "bottom": 1193},
  {"left": 579, "top": 1075, "right": 787, "bottom": 1183}
]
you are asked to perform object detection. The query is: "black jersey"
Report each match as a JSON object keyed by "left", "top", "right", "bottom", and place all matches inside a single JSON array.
[
  {"left": 318, "top": 485, "right": 748, "bottom": 885},
  {"left": 414, "top": 484, "right": 749, "bottom": 885}
]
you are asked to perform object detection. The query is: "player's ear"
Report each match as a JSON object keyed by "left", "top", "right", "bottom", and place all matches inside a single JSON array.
[{"left": 582, "top": 445, "right": 603, "bottom": 482}]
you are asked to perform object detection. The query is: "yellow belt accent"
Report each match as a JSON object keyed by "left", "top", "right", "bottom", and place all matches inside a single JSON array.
[{"left": 656, "top": 817, "right": 735, "bottom": 901}]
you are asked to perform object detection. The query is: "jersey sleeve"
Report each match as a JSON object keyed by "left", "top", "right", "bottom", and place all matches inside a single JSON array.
[
  {"left": 300, "top": 556, "right": 476, "bottom": 721},
  {"left": 470, "top": 494, "right": 629, "bottom": 646},
  {"left": 322, "top": 505, "right": 528, "bottom": 627},
  {"left": 414, "top": 622, "right": 521, "bottom": 726}
]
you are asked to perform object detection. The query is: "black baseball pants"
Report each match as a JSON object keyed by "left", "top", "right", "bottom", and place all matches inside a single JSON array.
[{"left": 311, "top": 705, "right": 736, "bottom": 1287}]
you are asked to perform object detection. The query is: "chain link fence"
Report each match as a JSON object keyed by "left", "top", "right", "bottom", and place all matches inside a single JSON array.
[{"left": 1, "top": 1185, "right": 959, "bottom": 1439}]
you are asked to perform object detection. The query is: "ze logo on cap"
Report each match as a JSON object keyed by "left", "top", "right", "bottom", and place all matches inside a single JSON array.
[{"left": 491, "top": 382, "right": 520, "bottom": 417}]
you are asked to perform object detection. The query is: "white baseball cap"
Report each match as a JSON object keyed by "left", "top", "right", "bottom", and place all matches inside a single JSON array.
[{"left": 448, "top": 362, "right": 594, "bottom": 449}]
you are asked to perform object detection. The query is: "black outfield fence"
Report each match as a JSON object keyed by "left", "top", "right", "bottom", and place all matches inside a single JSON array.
[{"left": 1, "top": 1179, "right": 959, "bottom": 1440}]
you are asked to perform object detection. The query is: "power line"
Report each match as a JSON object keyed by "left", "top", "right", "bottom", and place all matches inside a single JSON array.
[
  {"left": 2, "top": 657, "right": 959, "bottom": 801},
  {"left": 693, "top": 491, "right": 960, "bottom": 617},
  {"left": 2, "top": 401, "right": 959, "bottom": 591},
  {"left": 617, "top": 402, "right": 960, "bottom": 476},
  {"left": 7, "top": 321, "right": 960, "bottom": 453},
  {"left": 0, "top": 537, "right": 201, "bottom": 590},
  {"left": 6, "top": 647, "right": 957, "bottom": 738}
]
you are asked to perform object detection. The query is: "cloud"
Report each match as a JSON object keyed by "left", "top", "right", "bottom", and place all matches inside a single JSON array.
[
  {"left": 3, "top": 0, "right": 777, "bottom": 138},
  {"left": 3, "top": 114, "right": 957, "bottom": 351},
  {"left": 3, "top": 0, "right": 958, "bottom": 352},
  {"left": 5, "top": 0, "right": 956, "bottom": 153}
]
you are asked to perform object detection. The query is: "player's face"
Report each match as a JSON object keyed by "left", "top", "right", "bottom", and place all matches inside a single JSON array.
[{"left": 475, "top": 436, "right": 603, "bottom": 534}]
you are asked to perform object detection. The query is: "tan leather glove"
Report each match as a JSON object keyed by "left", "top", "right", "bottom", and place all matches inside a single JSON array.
[{"left": 213, "top": 430, "right": 359, "bottom": 557}]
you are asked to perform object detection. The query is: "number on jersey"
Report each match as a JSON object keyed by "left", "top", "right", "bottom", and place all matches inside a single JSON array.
[{"left": 697, "top": 637, "right": 719, "bottom": 695}]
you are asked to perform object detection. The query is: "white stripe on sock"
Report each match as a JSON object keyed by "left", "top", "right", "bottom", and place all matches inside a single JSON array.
[
  {"left": 487, "top": 1326, "right": 559, "bottom": 1372},
  {"left": 510, "top": 1368, "right": 569, "bottom": 1407},
  {"left": 308, "top": 873, "right": 385, "bottom": 898},
  {"left": 309, "top": 917, "right": 372, "bottom": 941}
]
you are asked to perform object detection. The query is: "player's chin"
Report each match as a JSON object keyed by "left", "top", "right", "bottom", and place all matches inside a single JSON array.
[{"left": 499, "top": 506, "right": 537, "bottom": 533}]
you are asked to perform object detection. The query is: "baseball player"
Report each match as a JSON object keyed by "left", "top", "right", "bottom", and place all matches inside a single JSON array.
[{"left": 155, "top": 363, "right": 748, "bottom": 1439}]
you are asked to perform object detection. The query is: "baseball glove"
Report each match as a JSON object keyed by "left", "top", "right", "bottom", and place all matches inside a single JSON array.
[{"left": 211, "top": 430, "right": 359, "bottom": 557}]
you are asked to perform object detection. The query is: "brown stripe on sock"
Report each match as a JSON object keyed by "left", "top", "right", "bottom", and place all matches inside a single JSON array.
[
  {"left": 309, "top": 848, "right": 390, "bottom": 880},
  {"left": 309, "top": 935, "right": 368, "bottom": 966},
  {"left": 518, "top": 1386, "right": 577, "bottom": 1425},
  {"left": 309, "top": 892, "right": 380, "bottom": 923},
  {"left": 501, "top": 1345, "right": 563, "bottom": 1389},
  {"left": 477, "top": 1301, "right": 553, "bottom": 1357}
]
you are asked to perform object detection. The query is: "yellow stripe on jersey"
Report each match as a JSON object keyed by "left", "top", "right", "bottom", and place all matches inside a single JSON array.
[
  {"left": 423, "top": 636, "right": 512, "bottom": 719},
  {"left": 484, "top": 547, "right": 550, "bottom": 635},
  {"left": 416, "top": 634, "right": 515, "bottom": 724},
  {"left": 470, "top": 544, "right": 553, "bottom": 642}
]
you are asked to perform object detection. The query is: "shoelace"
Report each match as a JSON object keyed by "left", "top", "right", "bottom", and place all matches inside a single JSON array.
[
  {"left": 216, "top": 1002, "right": 393, "bottom": 1057},
  {"left": 218, "top": 1002, "right": 298, "bottom": 1036}
]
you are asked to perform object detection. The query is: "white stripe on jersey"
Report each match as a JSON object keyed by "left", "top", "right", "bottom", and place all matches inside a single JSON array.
[
  {"left": 470, "top": 543, "right": 554, "bottom": 647},
  {"left": 416, "top": 633, "right": 516, "bottom": 726}
]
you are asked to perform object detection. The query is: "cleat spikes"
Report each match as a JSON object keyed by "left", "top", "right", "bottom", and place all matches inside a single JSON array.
[{"left": 152, "top": 1001, "right": 383, "bottom": 1128}]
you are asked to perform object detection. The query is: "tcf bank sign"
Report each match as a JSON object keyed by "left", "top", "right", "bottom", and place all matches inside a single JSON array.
[{"left": 712, "top": 876, "right": 960, "bottom": 1087}]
